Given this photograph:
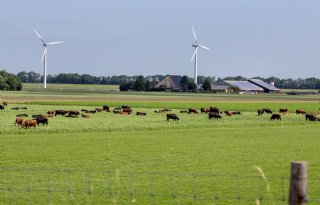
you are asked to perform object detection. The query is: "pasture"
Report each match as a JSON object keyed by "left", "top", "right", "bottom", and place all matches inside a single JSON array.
[{"left": 1, "top": 88, "right": 320, "bottom": 204}]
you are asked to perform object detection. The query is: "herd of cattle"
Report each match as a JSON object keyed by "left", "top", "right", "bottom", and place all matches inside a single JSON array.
[{"left": 1, "top": 101, "right": 319, "bottom": 129}]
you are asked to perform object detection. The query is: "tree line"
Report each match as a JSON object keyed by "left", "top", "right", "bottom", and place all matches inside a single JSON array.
[
  {"left": 0, "top": 70, "right": 22, "bottom": 91},
  {"left": 16, "top": 71, "right": 320, "bottom": 90}
]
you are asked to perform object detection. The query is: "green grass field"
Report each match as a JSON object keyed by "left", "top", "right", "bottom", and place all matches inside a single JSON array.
[{"left": 1, "top": 88, "right": 320, "bottom": 204}]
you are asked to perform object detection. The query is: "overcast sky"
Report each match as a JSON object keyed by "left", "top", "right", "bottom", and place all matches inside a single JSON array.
[{"left": 1, "top": 0, "right": 320, "bottom": 78}]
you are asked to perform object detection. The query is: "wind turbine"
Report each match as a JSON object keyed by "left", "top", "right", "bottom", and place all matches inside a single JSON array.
[
  {"left": 190, "top": 26, "right": 209, "bottom": 85},
  {"left": 34, "top": 29, "right": 63, "bottom": 88}
]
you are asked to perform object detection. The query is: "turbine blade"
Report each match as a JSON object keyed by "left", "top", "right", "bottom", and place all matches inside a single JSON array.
[
  {"left": 34, "top": 29, "right": 47, "bottom": 45},
  {"left": 190, "top": 47, "right": 198, "bottom": 62},
  {"left": 199, "top": 44, "right": 210, "bottom": 50},
  {"left": 48, "top": 41, "right": 64, "bottom": 45},
  {"left": 41, "top": 47, "right": 47, "bottom": 63},
  {"left": 34, "top": 29, "right": 42, "bottom": 39},
  {"left": 192, "top": 26, "right": 198, "bottom": 41}
]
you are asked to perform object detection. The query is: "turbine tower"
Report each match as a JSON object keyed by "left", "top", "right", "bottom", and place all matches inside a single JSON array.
[
  {"left": 191, "top": 26, "right": 209, "bottom": 85},
  {"left": 34, "top": 29, "right": 63, "bottom": 88}
]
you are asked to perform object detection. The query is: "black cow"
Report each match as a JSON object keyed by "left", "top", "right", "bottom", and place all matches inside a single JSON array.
[
  {"left": 167, "top": 114, "right": 179, "bottom": 121},
  {"left": 103, "top": 106, "right": 111, "bottom": 112},
  {"left": 36, "top": 117, "right": 48, "bottom": 125},
  {"left": 16, "top": 113, "right": 28, "bottom": 117},
  {"left": 11, "top": 107, "right": 19, "bottom": 110},
  {"left": 85, "top": 110, "right": 97, "bottom": 114},
  {"left": 32, "top": 114, "right": 43, "bottom": 118},
  {"left": 209, "top": 107, "right": 219, "bottom": 114},
  {"left": 208, "top": 112, "right": 222, "bottom": 119},
  {"left": 306, "top": 114, "right": 317, "bottom": 121},
  {"left": 231, "top": 111, "right": 242, "bottom": 115},
  {"left": 55, "top": 110, "right": 68, "bottom": 116},
  {"left": 258, "top": 108, "right": 272, "bottom": 116},
  {"left": 279, "top": 108, "right": 288, "bottom": 113},
  {"left": 0, "top": 105, "right": 4, "bottom": 110},
  {"left": 20, "top": 107, "right": 28, "bottom": 110},
  {"left": 270, "top": 114, "right": 281, "bottom": 121},
  {"left": 136, "top": 112, "right": 147, "bottom": 116}
]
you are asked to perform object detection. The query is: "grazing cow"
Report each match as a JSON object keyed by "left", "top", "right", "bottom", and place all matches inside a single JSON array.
[
  {"left": 11, "top": 107, "right": 19, "bottom": 110},
  {"left": 270, "top": 114, "right": 281, "bottom": 121},
  {"left": 209, "top": 107, "right": 219, "bottom": 114},
  {"left": 200, "top": 108, "right": 210, "bottom": 113},
  {"left": 164, "top": 109, "right": 172, "bottom": 112},
  {"left": 55, "top": 110, "right": 68, "bottom": 116},
  {"left": 305, "top": 114, "right": 317, "bottom": 121},
  {"left": 82, "top": 114, "right": 90, "bottom": 118},
  {"left": 257, "top": 109, "right": 265, "bottom": 116},
  {"left": 44, "top": 114, "right": 54, "bottom": 118},
  {"left": 279, "top": 108, "right": 288, "bottom": 113},
  {"left": 20, "top": 107, "right": 28, "bottom": 110},
  {"left": 223, "top": 111, "right": 232, "bottom": 117},
  {"left": 85, "top": 110, "right": 97, "bottom": 114},
  {"left": 47, "top": 111, "right": 54, "bottom": 114},
  {"left": 0, "top": 105, "right": 4, "bottom": 110},
  {"left": 296, "top": 109, "right": 306, "bottom": 115},
  {"left": 16, "top": 113, "right": 28, "bottom": 117},
  {"left": 167, "top": 114, "right": 179, "bottom": 121},
  {"left": 103, "top": 106, "right": 111, "bottom": 112},
  {"left": 136, "top": 112, "right": 147, "bottom": 116},
  {"left": 188, "top": 108, "right": 198, "bottom": 114},
  {"left": 263, "top": 108, "right": 272, "bottom": 114},
  {"left": 3, "top": 101, "right": 8, "bottom": 106},
  {"left": 95, "top": 108, "right": 103, "bottom": 112},
  {"left": 258, "top": 108, "right": 272, "bottom": 116},
  {"left": 15, "top": 117, "right": 24, "bottom": 126},
  {"left": 231, "top": 111, "right": 242, "bottom": 115},
  {"left": 121, "top": 105, "right": 131, "bottom": 109},
  {"left": 122, "top": 108, "right": 132, "bottom": 114},
  {"left": 35, "top": 117, "right": 48, "bottom": 125},
  {"left": 208, "top": 112, "right": 222, "bottom": 119},
  {"left": 154, "top": 109, "right": 166, "bottom": 113},
  {"left": 32, "top": 114, "right": 43, "bottom": 118},
  {"left": 180, "top": 110, "right": 188, "bottom": 113},
  {"left": 22, "top": 119, "right": 37, "bottom": 129},
  {"left": 68, "top": 110, "right": 80, "bottom": 116}
]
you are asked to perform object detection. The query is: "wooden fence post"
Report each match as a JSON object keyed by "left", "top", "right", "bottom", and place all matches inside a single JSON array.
[{"left": 289, "top": 161, "right": 308, "bottom": 205}]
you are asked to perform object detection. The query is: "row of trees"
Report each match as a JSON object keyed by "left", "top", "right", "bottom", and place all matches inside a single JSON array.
[
  {"left": 0, "top": 70, "right": 22, "bottom": 91},
  {"left": 16, "top": 71, "right": 320, "bottom": 90}
]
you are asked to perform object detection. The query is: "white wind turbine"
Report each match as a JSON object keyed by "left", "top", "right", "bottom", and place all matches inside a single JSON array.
[
  {"left": 191, "top": 26, "right": 210, "bottom": 85},
  {"left": 34, "top": 29, "right": 63, "bottom": 88}
]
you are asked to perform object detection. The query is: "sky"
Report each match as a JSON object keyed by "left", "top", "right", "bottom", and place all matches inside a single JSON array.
[{"left": 1, "top": 0, "right": 320, "bottom": 79}]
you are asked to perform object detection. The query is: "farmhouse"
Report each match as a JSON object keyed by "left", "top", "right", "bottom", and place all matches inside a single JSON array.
[
  {"left": 155, "top": 75, "right": 182, "bottom": 91},
  {"left": 223, "top": 80, "right": 264, "bottom": 94},
  {"left": 248, "top": 79, "right": 281, "bottom": 93},
  {"left": 210, "top": 82, "right": 231, "bottom": 93}
]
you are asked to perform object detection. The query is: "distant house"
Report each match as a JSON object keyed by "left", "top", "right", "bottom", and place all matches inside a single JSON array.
[
  {"left": 224, "top": 80, "right": 264, "bottom": 93},
  {"left": 248, "top": 79, "right": 281, "bottom": 93},
  {"left": 211, "top": 82, "right": 231, "bottom": 93},
  {"left": 155, "top": 75, "right": 182, "bottom": 91}
]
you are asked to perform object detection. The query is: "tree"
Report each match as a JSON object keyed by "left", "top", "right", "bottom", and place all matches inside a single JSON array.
[
  {"left": 0, "top": 70, "right": 22, "bottom": 91},
  {"left": 180, "top": 76, "right": 189, "bottom": 91},
  {"left": 202, "top": 77, "right": 212, "bottom": 91},
  {"left": 133, "top": 75, "right": 145, "bottom": 91}
]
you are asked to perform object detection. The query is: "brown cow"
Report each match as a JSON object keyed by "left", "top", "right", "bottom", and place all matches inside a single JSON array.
[
  {"left": 188, "top": 108, "right": 198, "bottom": 114},
  {"left": 3, "top": 101, "right": 8, "bottom": 106},
  {"left": 95, "top": 108, "right": 103, "bottom": 112},
  {"left": 223, "top": 111, "right": 232, "bottom": 117},
  {"left": 122, "top": 108, "right": 132, "bottom": 114},
  {"left": 22, "top": 119, "right": 37, "bottom": 129},
  {"left": 47, "top": 111, "right": 54, "bottom": 114},
  {"left": 296, "top": 109, "right": 306, "bottom": 115},
  {"left": 68, "top": 110, "right": 80, "bottom": 117},
  {"left": 15, "top": 117, "right": 23, "bottom": 126},
  {"left": 200, "top": 108, "right": 210, "bottom": 113}
]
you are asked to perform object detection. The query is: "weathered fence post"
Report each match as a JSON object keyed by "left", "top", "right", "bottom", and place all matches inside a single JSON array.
[{"left": 289, "top": 161, "right": 308, "bottom": 205}]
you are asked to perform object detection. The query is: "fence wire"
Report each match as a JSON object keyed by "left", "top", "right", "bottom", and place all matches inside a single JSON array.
[{"left": 1, "top": 167, "right": 320, "bottom": 204}]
